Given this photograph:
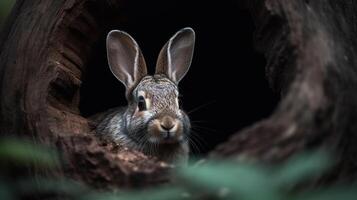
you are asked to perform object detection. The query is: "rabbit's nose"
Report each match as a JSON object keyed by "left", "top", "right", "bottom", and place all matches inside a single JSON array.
[
  {"left": 160, "top": 123, "right": 175, "bottom": 131},
  {"left": 160, "top": 116, "right": 176, "bottom": 131}
]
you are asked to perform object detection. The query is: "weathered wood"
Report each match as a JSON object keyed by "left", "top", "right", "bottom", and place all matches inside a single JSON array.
[
  {"left": 212, "top": 0, "right": 357, "bottom": 183},
  {"left": 0, "top": 0, "right": 170, "bottom": 188}
]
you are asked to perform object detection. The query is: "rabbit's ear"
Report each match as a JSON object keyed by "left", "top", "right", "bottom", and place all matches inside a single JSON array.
[
  {"left": 107, "top": 30, "right": 147, "bottom": 89},
  {"left": 156, "top": 27, "right": 195, "bottom": 84}
]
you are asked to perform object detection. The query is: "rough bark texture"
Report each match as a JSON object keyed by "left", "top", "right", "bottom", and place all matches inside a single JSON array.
[
  {"left": 0, "top": 0, "right": 171, "bottom": 188},
  {"left": 212, "top": 0, "right": 357, "bottom": 184},
  {"left": 1, "top": 0, "right": 357, "bottom": 189}
]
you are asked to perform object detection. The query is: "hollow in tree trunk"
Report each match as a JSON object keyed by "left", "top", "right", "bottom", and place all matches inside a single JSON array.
[{"left": 1, "top": 0, "right": 357, "bottom": 188}]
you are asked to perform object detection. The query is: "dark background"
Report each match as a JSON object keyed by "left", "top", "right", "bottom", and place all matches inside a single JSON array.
[{"left": 80, "top": 0, "right": 279, "bottom": 156}]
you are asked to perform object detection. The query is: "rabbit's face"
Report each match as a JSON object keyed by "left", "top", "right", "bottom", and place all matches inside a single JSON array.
[
  {"left": 106, "top": 27, "right": 195, "bottom": 148},
  {"left": 127, "top": 75, "right": 190, "bottom": 144}
]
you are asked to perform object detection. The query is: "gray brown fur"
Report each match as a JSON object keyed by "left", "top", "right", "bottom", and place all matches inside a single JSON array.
[{"left": 96, "top": 28, "right": 195, "bottom": 164}]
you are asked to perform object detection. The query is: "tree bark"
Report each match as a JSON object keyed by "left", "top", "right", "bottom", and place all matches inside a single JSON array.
[
  {"left": 1, "top": 0, "right": 357, "bottom": 189},
  {"left": 212, "top": 0, "right": 357, "bottom": 184},
  {"left": 0, "top": 0, "right": 171, "bottom": 188}
]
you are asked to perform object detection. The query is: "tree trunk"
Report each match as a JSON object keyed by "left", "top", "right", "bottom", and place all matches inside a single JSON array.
[
  {"left": 212, "top": 0, "right": 357, "bottom": 184},
  {"left": 0, "top": 0, "right": 171, "bottom": 188},
  {"left": 1, "top": 0, "right": 357, "bottom": 189}
]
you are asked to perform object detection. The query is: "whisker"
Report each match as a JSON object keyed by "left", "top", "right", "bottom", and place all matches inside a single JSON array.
[
  {"left": 191, "top": 125, "right": 218, "bottom": 134},
  {"left": 184, "top": 135, "right": 199, "bottom": 153},
  {"left": 146, "top": 141, "right": 152, "bottom": 156},
  {"left": 138, "top": 134, "right": 148, "bottom": 154},
  {"left": 152, "top": 142, "right": 158, "bottom": 157},
  {"left": 188, "top": 136, "right": 202, "bottom": 154},
  {"left": 190, "top": 130, "right": 206, "bottom": 144},
  {"left": 188, "top": 131, "right": 206, "bottom": 152},
  {"left": 189, "top": 130, "right": 207, "bottom": 150},
  {"left": 190, "top": 120, "right": 209, "bottom": 124},
  {"left": 187, "top": 100, "right": 216, "bottom": 114},
  {"left": 190, "top": 120, "right": 218, "bottom": 133}
]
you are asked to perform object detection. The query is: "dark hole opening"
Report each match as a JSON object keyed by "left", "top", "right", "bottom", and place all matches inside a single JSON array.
[{"left": 79, "top": 0, "right": 279, "bottom": 156}]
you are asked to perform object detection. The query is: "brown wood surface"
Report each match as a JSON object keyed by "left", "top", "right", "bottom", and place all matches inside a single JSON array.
[
  {"left": 212, "top": 0, "right": 357, "bottom": 184},
  {"left": 0, "top": 0, "right": 171, "bottom": 188}
]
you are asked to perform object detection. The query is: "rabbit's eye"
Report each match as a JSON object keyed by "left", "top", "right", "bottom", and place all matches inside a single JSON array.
[{"left": 138, "top": 96, "right": 147, "bottom": 111}]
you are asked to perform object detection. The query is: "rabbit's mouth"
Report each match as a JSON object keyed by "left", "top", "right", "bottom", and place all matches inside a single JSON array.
[{"left": 147, "top": 118, "right": 185, "bottom": 144}]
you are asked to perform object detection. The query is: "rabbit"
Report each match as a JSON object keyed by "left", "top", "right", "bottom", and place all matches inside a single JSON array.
[{"left": 96, "top": 27, "right": 195, "bottom": 164}]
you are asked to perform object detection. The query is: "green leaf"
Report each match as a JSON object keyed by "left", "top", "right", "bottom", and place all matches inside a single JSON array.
[
  {"left": 295, "top": 186, "right": 357, "bottom": 200},
  {"left": 0, "top": 0, "right": 15, "bottom": 27},
  {"left": 0, "top": 138, "right": 59, "bottom": 168},
  {"left": 178, "top": 161, "right": 280, "bottom": 200},
  {"left": 0, "top": 181, "right": 14, "bottom": 200},
  {"left": 18, "top": 177, "right": 88, "bottom": 196},
  {"left": 273, "top": 151, "right": 331, "bottom": 186},
  {"left": 83, "top": 187, "right": 185, "bottom": 200}
]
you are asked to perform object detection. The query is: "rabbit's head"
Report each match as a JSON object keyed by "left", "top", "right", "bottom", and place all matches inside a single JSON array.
[{"left": 106, "top": 28, "right": 195, "bottom": 146}]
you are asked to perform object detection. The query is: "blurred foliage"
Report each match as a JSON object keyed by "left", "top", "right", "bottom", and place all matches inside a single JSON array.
[
  {"left": 0, "top": 137, "right": 357, "bottom": 200},
  {"left": 0, "top": 0, "right": 15, "bottom": 29},
  {"left": 0, "top": 138, "right": 59, "bottom": 168}
]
